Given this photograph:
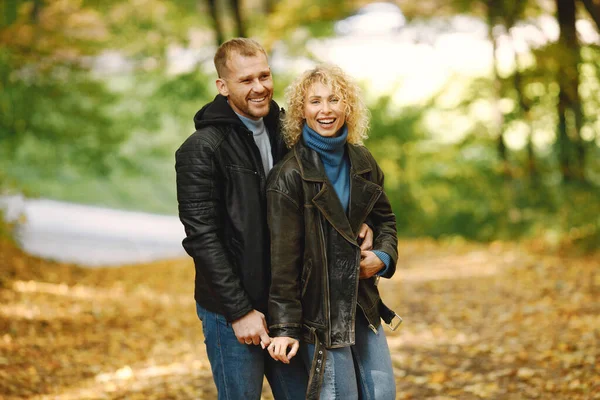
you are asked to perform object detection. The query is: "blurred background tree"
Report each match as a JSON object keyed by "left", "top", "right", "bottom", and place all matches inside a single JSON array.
[{"left": 1, "top": 0, "right": 598, "bottom": 251}]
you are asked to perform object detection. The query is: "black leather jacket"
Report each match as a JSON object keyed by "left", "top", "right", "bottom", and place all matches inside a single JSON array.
[
  {"left": 175, "top": 94, "right": 287, "bottom": 322},
  {"left": 266, "top": 139, "right": 398, "bottom": 347}
]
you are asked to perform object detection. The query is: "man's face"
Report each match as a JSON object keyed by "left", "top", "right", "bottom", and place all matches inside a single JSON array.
[{"left": 216, "top": 52, "right": 273, "bottom": 120}]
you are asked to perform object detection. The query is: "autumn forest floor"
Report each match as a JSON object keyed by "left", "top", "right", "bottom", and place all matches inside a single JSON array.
[{"left": 0, "top": 238, "right": 599, "bottom": 399}]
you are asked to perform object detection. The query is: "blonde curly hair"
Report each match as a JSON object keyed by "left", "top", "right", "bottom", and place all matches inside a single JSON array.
[{"left": 282, "top": 64, "right": 370, "bottom": 148}]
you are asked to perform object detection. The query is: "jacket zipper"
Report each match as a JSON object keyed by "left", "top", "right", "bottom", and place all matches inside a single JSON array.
[
  {"left": 351, "top": 170, "right": 378, "bottom": 335},
  {"left": 317, "top": 196, "right": 331, "bottom": 346},
  {"left": 243, "top": 128, "right": 266, "bottom": 189}
]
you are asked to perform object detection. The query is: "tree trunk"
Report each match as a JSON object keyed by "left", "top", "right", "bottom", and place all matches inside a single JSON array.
[
  {"left": 206, "top": 0, "right": 224, "bottom": 46},
  {"left": 31, "top": 0, "right": 42, "bottom": 21},
  {"left": 513, "top": 66, "right": 537, "bottom": 181},
  {"left": 265, "top": 0, "right": 276, "bottom": 14},
  {"left": 556, "top": 97, "right": 572, "bottom": 181},
  {"left": 556, "top": 0, "right": 585, "bottom": 182},
  {"left": 230, "top": 0, "right": 246, "bottom": 37},
  {"left": 487, "top": 8, "right": 509, "bottom": 177},
  {"left": 580, "top": 0, "right": 600, "bottom": 31}
]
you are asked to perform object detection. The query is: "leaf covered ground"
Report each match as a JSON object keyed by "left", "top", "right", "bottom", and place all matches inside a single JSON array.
[{"left": 0, "top": 238, "right": 599, "bottom": 399}]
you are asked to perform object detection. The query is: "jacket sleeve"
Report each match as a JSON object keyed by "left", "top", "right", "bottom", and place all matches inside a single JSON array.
[
  {"left": 266, "top": 169, "right": 304, "bottom": 339},
  {"left": 367, "top": 152, "right": 398, "bottom": 279},
  {"left": 175, "top": 133, "right": 253, "bottom": 322}
]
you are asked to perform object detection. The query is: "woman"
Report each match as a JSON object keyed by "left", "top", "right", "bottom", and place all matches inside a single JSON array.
[{"left": 266, "top": 64, "right": 401, "bottom": 400}]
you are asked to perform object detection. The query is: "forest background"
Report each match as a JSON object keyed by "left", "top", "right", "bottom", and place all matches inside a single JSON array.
[{"left": 1, "top": 0, "right": 599, "bottom": 251}]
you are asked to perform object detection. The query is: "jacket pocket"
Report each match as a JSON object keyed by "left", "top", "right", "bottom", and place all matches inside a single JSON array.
[{"left": 226, "top": 164, "right": 259, "bottom": 176}]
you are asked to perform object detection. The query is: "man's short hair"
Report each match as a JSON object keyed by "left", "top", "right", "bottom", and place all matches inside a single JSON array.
[{"left": 214, "top": 38, "right": 268, "bottom": 78}]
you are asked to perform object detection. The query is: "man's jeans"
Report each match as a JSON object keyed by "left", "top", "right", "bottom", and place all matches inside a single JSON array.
[
  {"left": 196, "top": 303, "right": 308, "bottom": 400},
  {"left": 300, "top": 312, "right": 395, "bottom": 399}
]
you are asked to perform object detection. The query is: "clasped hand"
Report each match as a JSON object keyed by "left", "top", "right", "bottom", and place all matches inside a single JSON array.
[
  {"left": 231, "top": 309, "right": 271, "bottom": 347},
  {"left": 267, "top": 336, "right": 299, "bottom": 364},
  {"left": 232, "top": 311, "right": 298, "bottom": 363}
]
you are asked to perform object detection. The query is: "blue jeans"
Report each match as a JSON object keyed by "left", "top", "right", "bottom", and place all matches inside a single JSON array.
[
  {"left": 196, "top": 303, "right": 308, "bottom": 400},
  {"left": 301, "top": 312, "right": 395, "bottom": 400}
]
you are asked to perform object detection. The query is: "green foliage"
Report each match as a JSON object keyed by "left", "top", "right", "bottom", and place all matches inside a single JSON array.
[
  {"left": 365, "top": 96, "right": 426, "bottom": 232},
  {"left": 0, "top": 0, "right": 599, "bottom": 253},
  {"left": 1, "top": 66, "right": 215, "bottom": 214},
  {"left": 366, "top": 97, "right": 600, "bottom": 252},
  {"left": 1, "top": 54, "right": 125, "bottom": 176},
  {"left": 0, "top": 0, "right": 217, "bottom": 214}
]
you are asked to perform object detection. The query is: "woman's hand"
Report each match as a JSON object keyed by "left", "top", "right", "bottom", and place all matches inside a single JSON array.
[{"left": 267, "top": 336, "right": 299, "bottom": 364}]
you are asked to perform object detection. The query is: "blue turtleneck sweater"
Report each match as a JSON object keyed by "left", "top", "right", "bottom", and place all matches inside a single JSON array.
[
  {"left": 302, "top": 123, "right": 391, "bottom": 273},
  {"left": 303, "top": 123, "right": 350, "bottom": 211}
]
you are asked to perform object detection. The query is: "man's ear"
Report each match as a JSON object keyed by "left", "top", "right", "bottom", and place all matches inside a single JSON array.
[{"left": 216, "top": 78, "right": 229, "bottom": 96}]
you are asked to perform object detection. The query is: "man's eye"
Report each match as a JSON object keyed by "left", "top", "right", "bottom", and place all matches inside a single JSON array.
[{"left": 260, "top": 75, "right": 270, "bottom": 80}]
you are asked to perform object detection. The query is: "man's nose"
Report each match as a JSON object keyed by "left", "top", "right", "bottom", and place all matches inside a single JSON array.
[{"left": 251, "top": 79, "right": 265, "bottom": 92}]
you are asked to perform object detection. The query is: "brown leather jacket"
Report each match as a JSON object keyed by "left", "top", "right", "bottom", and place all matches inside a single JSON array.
[{"left": 266, "top": 138, "right": 398, "bottom": 349}]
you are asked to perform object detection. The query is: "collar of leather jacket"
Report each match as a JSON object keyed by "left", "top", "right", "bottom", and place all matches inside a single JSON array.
[
  {"left": 293, "top": 138, "right": 373, "bottom": 181},
  {"left": 193, "top": 94, "right": 282, "bottom": 135},
  {"left": 291, "top": 139, "right": 383, "bottom": 245}
]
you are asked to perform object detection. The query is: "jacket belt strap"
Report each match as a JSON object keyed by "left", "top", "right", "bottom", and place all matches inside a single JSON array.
[{"left": 306, "top": 327, "right": 327, "bottom": 400}]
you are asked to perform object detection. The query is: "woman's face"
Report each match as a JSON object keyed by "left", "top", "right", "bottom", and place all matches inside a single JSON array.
[{"left": 303, "top": 82, "right": 346, "bottom": 137}]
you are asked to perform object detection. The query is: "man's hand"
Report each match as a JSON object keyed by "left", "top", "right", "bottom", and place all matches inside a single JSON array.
[
  {"left": 359, "top": 250, "right": 384, "bottom": 279},
  {"left": 231, "top": 310, "right": 271, "bottom": 347},
  {"left": 267, "top": 336, "right": 299, "bottom": 364},
  {"left": 358, "top": 223, "right": 373, "bottom": 251}
]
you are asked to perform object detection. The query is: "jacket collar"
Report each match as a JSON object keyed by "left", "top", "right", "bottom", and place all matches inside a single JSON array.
[
  {"left": 194, "top": 94, "right": 281, "bottom": 134},
  {"left": 294, "top": 138, "right": 373, "bottom": 181},
  {"left": 294, "top": 139, "right": 382, "bottom": 245}
]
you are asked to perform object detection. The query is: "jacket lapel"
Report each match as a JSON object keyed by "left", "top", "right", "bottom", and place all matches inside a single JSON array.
[
  {"left": 347, "top": 145, "right": 383, "bottom": 236},
  {"left": 295, "top": 142, "right": 357, "bottom": 245},
  {"left": 312, "top": 185, "right": 356, "bottom": 245}
]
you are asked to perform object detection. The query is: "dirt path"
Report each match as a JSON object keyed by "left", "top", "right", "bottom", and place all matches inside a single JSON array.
[{"left": 0, "top": 239, "right": 598, "bottom": 399}]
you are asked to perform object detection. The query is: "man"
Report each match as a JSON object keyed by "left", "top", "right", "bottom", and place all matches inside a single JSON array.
[{"left": 175, "top": 38, "right": 373, "bottom": 399}]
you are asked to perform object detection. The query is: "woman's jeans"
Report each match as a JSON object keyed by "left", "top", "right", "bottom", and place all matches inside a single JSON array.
[
  {"left": 196, "top": 303, "right": 308, "bottom": 400},
  {"left": 301, "top": 312, "right": 396, "bottom": 400}
]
